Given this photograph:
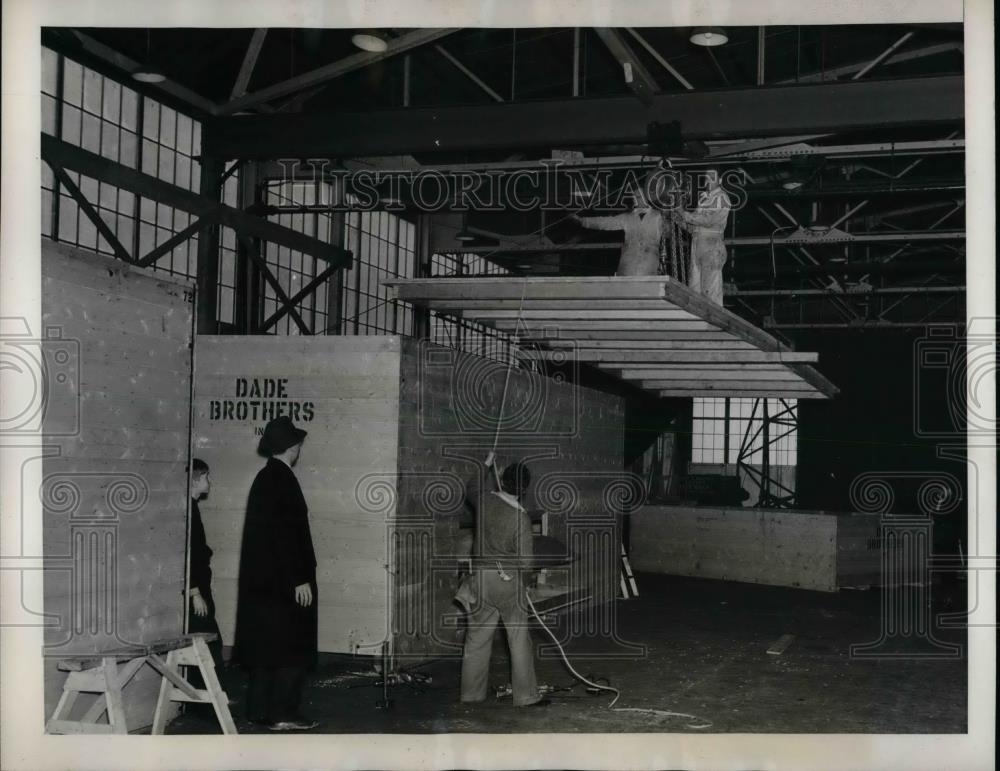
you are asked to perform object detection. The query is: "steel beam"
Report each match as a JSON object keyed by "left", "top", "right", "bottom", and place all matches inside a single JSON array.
[
  {"left": 41, "top": 134, "right": 351, "bottom": 268},
  {"left": 732, "top": 286, "right": 965, "bottom": 297},
  {"left": 66, "top": 31, "right": 220, "bottom": 117},
  {"left": 594, "top": 28, "right": 660, "bottom": 105},
  {"left": 460, "top": 230, "right": 963, "bottom": 255},
  {"left": 765, "top": 320, "right": 961, "bottom": 329},
  {"left": 733, "top": 260, "right": 962, "bottom": 280},
  {"left": 729, "top": 230, "right": 964, "bottom": 246},
  {"left": 137, "top": 216, "right": 214, "bottom": 268},
  {"left": 203, "top": 75, "right": 964, "bottom": 158},
  {"left": 780, "top": 41, "right": 962, "bottom": 84},
  {"left": 434, "top": 45, "right": 505, "bottom": 102},
  {"left": 733, "top": 138, "right": 964, "bottom": 160},
  {"left": 625, "top": 28, "right": 694, "bottom": 90},
  {"left": 231, "top": 29, "right": 269, "bottom": 100},
  {"left": 219, "top": 28, "right": 458, "bottom": 114},
  {"left": 259, "top": 263, "right": 340, "bottom": 332},
  {"left": 238, "top": 234, "right": 312, "bottom": 335},
  {"left": 46, "top": 161, "right": 134, "bottom": 264},
  {"left": 852, "top": 32, "right": 916, "bottom": 80},
  {"left": 196, "top": 157, "right": 223, "bottom": 333}
]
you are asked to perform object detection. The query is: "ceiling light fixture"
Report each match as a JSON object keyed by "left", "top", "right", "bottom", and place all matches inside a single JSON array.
[
  {"left": 454, "top": 211, "right": 478, "bottom": 243},
  {"left": 132, "top": 69, "right": 167, "bottom": 84},
  {"left": 132, "top": 30, "right": 166, "bottom": 83},
  {"left": 690, "top": 27, "right": 728, "bottom": 47},
  {"left": 352, "top": 31, "right": 388, "bottom": 53}
]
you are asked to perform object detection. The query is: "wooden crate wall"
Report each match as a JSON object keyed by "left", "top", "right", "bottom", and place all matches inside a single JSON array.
[
  {"left": 193, "top": 335, "right": 399, "bottom": 655},
  {"left": 41, "top": 240, "right": 193, "bottom": 730},
  {"left": 394, "top": 337, "right": 626, "bottom": 659},
  {"left": 629, "top": 504, "right": 885, "bottom": 592}
]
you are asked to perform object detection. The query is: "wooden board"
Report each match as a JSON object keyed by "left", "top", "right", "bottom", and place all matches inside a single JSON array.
[
  {"left": 766, "top": 634, "right": 796, "bottom": 656},
  {"left": 193, "top": 336, "right": 399, "bottom": 655},
  {"left": 41, "top": 240, "right": 194, "bottom": 732},
  {"left": 384, "top": 277, "right": 838, "bottom": 399},
  {"left": 629, "top": 504, "right": 884, "bottom": 592}
]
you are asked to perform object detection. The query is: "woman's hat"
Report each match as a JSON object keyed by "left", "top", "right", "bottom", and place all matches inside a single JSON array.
[{"left": 257, "top": 416, "right": 308, "bottom": 455}]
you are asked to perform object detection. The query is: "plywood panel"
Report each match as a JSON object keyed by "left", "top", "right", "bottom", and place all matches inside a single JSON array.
[
  {"left": 394, "top": 337, "right": 625, "bottom": 660},
  {"left": 630, "top": 505, "right": 884, "bottom": 592},
  {"left": 385, "top": 277, "right": 838, "bottom": 399},
  {"left": 192, "top": 336, "right": 399, "bottom": 654},
  {"left": 41, "top": 240, "right": 193, "bottom": 731}
]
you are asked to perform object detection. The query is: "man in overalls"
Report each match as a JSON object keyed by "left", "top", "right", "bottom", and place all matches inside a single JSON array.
[
  {"left": 455, "top": 453, "right": 548, "bottom": 707},
  {"left": 674, "top": 172, "right": 732, "bottom": 305}
]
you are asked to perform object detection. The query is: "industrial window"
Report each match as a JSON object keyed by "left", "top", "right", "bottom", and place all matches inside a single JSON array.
[
  {"left": 429, "top": 253, "right": 516, "bottom": 364},
  {"left": 40, "top": 46, "right": 234, "bottom": 327},
  {"left": 216, "top": 176, "right": 241, "bottom": 328},
  {"left": 341, "top": 209, "right": 417, "bottom": 335},
  {"left": 692, "top": 397, "right": 798, "bottom": 466},
  {"left": 42, "top": 50, "right": 141, "bottom": 258},
  {"left": 258, "top": 180, "right": 340, "bottom": 336},
  {"left": 136, "top": 97, "right": 202, "bottom": 278}
]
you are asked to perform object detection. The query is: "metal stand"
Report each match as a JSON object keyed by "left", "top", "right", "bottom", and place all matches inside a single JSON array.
[
  {"left": 352, "top": 640, "right": 432, "bottom": 710},
  {"left": 736, "top": 397, "right": 799, "bottom": 508}
]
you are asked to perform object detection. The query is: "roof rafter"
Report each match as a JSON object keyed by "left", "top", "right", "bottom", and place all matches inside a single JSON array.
[{"left": 218, "top": 28, "right": 459, "bottom": 115}]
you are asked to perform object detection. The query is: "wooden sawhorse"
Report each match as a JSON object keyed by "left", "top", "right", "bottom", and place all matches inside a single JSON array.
[{"left": 46, "top": 633, "right": 237, "bottom": 735}]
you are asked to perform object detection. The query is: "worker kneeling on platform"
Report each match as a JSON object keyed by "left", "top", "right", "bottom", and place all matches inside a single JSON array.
[{"left": 455, "top": 452, "right": 549, "bottom": 707}]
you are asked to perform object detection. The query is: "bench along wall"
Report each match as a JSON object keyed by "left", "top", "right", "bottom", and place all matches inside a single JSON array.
[
  {"left": 41, "top": 240, "right": 194, "bottom": 729},
  {"left": 193, "top": 335, "right": 626, "bottom": 660},
  {"left": 629, "top": 504, "right": 889, "bottom": 592}
]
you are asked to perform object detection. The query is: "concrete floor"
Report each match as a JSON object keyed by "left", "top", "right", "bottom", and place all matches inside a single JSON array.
[{"left": 169, "top": 573, "right": 967, "bottom": 734}]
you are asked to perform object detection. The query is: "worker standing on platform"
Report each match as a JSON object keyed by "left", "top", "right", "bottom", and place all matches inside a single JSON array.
[
  {"left": 455, "top": 452, "right": 549, "bottom": 707},
  {"left": 234, "top": 416, "right": 319, "bottom": 731},
  {"left": 673, "top": 171, "right": 732, "bottom": 305},
  {"left": 571, "top": 189, "right": 666, "bottom": 276}
]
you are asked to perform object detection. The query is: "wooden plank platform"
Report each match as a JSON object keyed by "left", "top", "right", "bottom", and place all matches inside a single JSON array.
[{"left": 384, "top": 277, "right": 837, "bottom": 399}]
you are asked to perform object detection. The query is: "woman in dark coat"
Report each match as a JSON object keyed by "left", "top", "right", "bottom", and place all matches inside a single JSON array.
[{"left": 234, "top": 416, "right": 318, "bottom": 731}]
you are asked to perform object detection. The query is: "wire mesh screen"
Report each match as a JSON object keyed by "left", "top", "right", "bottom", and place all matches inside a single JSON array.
[
  {"left": 340, "top": 209, "right": 417, "bottom": 335},
  {"left": 428, "top": 252, "right": 518, "bottom": 365}
]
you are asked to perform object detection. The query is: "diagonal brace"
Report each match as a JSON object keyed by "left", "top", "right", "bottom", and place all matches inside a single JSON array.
[
  {"left": 238, "top": 234, "right": 313, "bottom": 335},
  {"left": 47, "top": 160, "right": 134, "bottom": 264},
  {"left": 259, "top": 262, "right": 340, "bottom": 332}
]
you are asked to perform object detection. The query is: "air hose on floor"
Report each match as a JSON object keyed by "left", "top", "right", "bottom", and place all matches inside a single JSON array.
[{"left": 524, "top": 590, "right": 621, "bottom": 708}]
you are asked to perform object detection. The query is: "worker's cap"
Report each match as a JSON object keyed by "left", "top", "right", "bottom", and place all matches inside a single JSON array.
[
  {"left": 501, "top": 459, "right": 532, "bottom": 495},
  {"left": 257, "top": 416, "right": 308, "bottom": 455}
]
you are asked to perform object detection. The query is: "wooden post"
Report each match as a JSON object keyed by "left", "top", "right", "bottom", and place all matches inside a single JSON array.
[{"left": 102, "top": 658, "right": 128, "bottom": 735}]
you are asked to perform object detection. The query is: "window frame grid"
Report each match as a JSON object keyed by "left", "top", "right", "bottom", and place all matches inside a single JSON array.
[
  {"left": 340, "top": 206, "right": 417, "bottom": 336},
  {"left": 692, "top": 397, "right": 799, "bottom": 467}
]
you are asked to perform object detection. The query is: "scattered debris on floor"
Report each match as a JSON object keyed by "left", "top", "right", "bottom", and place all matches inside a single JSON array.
[
  {"left": 612, "top": 707, "right": 713, "bottom": 730},
  {"left": 314, "top": 671, "right": 378, "bottom": 688},
  {"left": 767, "top": 634, "right": 796, "bottom": 656}
]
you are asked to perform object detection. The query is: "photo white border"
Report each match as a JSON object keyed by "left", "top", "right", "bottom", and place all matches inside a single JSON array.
[{"left": 2, "top": 1, "right": 994, "bottom": 769}]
